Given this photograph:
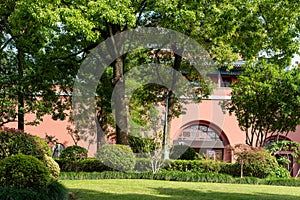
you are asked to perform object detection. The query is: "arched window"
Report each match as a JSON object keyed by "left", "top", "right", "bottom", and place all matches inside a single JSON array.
[
  {"left": 173, "top": 122, "right": 228, "bottom": 161},
  {"left": 177, "top": 124, "right": 223, "bottom": 142}
]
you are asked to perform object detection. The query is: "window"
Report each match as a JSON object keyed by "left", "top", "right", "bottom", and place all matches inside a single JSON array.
[
  {"left": 177, "top": 124, "right": 223, "bottom": 142},
  {"left": 175, "top": 123, "right": 227, "bottom": 161},
  {"left": 221, "top": 77, "right": 232, "bottom": 87}
]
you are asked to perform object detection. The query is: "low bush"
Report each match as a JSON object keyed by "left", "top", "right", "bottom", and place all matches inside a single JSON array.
[
  {"left": 169, "top": 145, "right": 200, "bottom": 160},
  {"left": 0, "top": 180, "right": 69, "bottom": 200},
  {"left": 269, "top": 166, "right": 290, "bottom": 179},
  {"left": 43, "top": 155, "right": 60, "bottom": 180},
  {"left": 96, "top": 144, "right": 136, "bottom": 172},
  {"left": 262, "top": 178, "right": 300, "bottom": 186},
  {"left": 56, "top": 158, "right": 112, "bottom": 172},
  {"left": 232, "top": 146, "right": 280, "bottom": 178},
  {"left": 219, "top": 163, "right": 240, "bottom": 177},
  {"left": 0, "top": 127, "right": 45, "bottom": 160},
  {"left": 165, "top": 159, "right": 221, "bottom": 173},
  {"left": 0, "top": 154, "right": 50, "bottom": 189},
  {"left": 134, "top": 158, "right": 153, "bottom": 172},
  {"left": 59, "top": 171, "right": 300, "bottom": 187},
  {"left": 234, "top": 177, "right": 261, "bottom": 184},
  {"left": 59, "top": 170, "right": 234, "bottom": 183},
  {"left": 60, "top": 145, "right": 88, "bottom": 161},
  {"left": 128, "top": 136, "right": 159, "bottom": 157}
]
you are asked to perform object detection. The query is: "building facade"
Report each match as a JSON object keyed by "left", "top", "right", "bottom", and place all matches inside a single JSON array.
[{"left": 5, "top": 60, "right": 300, "bottom": 176}]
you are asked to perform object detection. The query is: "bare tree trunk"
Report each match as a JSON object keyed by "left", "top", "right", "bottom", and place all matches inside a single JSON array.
[
  {"left": 17, "top": 47, "right": 24, "bottom": 130},
  {"left": 107, "top": 23, "right": 129, "bottom": 145}
]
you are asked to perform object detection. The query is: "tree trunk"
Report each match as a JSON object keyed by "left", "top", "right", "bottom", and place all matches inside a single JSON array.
[
  {"left": 107, "top": 23, "right": 128, "bottom": 145},
  {"left": 17, "top": 47, "right": 24, "bottom": 130},
  {"left": 164, "top": 52, "right": 183, "bottom": 156}
]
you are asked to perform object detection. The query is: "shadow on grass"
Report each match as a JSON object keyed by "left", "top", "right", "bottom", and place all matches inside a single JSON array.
[{"left": 70, "top": 187, "right": 300, "bottom": 200}]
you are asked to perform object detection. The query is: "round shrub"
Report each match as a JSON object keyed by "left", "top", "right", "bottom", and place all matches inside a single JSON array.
[
  {"left": 237, "top": 148, "right": 279, "bottom": 178},
  {"left": 0, "top": 127, "right": 45, "bottom": 160},
  {"left": 0, "top": 154, "right": 50, "bottom": 189},
  {"left": 60, "top": 145, "right": 88, "bottom": 161},
  {"left": 43, "top": 155, "right": 60, "bottom": 180},
  {"left": 96, "top": 144, "right": 136, "bottom": 172},
  {"left": 170, "top": 145, "right": 199, "bottom": 160},
  {"left": 34, "top": 136, "right": 52, "bottom": 157}
]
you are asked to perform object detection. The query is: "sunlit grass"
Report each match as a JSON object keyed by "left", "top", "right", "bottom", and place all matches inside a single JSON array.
[{"left": 62, "top": 179, "right": 300, "bottom": 200}]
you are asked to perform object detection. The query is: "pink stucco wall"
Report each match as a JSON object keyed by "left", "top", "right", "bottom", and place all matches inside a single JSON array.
[{"left": 4, "top": 86, "right": 300, "bottom": 175}]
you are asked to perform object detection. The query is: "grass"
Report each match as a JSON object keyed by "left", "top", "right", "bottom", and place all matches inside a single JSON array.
[{"left": 62, "top": 179, "right": 300, "bottom": 200}]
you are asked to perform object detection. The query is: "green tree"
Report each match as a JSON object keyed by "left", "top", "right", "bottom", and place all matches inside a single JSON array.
[
  {"left": 5, "top": 0, "right": 299, "bottom": 146},
  {"left": 225, "top": 62, "right": 300, "bottom": 147},
  {"left": 0, "top": 0, "right": 79, "bottom": 129}
]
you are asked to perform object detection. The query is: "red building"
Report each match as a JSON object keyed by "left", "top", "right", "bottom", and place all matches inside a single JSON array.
[{"left": 5, "top": 60, "right": 300, "bottom": 176}]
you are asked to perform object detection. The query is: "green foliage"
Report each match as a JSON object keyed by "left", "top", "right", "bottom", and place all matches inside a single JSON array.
[
  {"left": 34, "top": 136, "right": 52, "bottom": 157},
  {"left": 0, "top": 0, "right": 74, "bottom": 129},
  {"left": 55, "top": 158, "right": 111, "bottom": 172},
  {"left": 128, "top": 135, "right": 159, "bottom": 157},
  {"left": 219, "top": 163, "right": 241, "bottom": 177},
  {"left": 0, "top": 180, "right": 69, "bottom": 200},
  {"left": 169, "top": 145, "right": 200, "bottom": 160},
  {"left": 165, "top": 159, "right": 221, "bottom": 173},
  {"left": 60, "top": 145, "right": 88, "bottom": 161},
  {"left": 59, "top": 170, "right": 234, "bottom": 183},
  {"left": 234, "top": 177, "right": 261, "bottom": 185},
  {"left": 134, "top": 158, "right": 155, "bottom": 172},
  {"left": 266, "top": 140, "right": 300, "bottom": 167},
  {"left": 0, "top": 127, "right": 45, "bottom": 160},
  {"left": 237, "top": 148, "right": 279, "bottom": 178},
  {"left": 43, "top": 155, "right": 60, "bottom": 180},
  {"left": 270, "top": 166, "right": 290, "bottom": 179},
  {"left": 96, "top": 144, "right": 136, "bottom": 172},
  {"left": 0, "top": 154, "right": 50, "bottom": 189},
  {"left": 230, "top": 145, "right": 281, "bottom": 178},
  {"left": 59, "top": 171, "right": 300, "bottom": 186},
  {"left": 226, "top": 63, "right": 300, "bottom": 146},
  {"left": 262, "top": 178, "right": 300, "bottom": 186}
]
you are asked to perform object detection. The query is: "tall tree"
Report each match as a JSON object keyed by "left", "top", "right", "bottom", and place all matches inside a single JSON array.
[
  {"left": 225, "top": 62, "right": 300, "bottom": 147},
  {"left": 40, "top": 0, "right": 300, "bottom": 147},
  {"left": 0, "top": 0, "right": 79, "bottom": 129}
]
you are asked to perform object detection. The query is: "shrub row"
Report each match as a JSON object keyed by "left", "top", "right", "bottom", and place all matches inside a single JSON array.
[
  {"left": 55, "top": 158, "right": 112, "bottom": 172},
  {"left": 166, "top": 160, "right": 290, "bottom": 179},
  {"left": 56, "top": 157, "right": 166, "bottom": 172},
  {"left": 59, "top": 170, "right": 234, "bottom": 183},
  {"left": 59, "top": 171, "right": 300, "bottom": 187},
  {"left": 56, "top": 158, "right": 290, "bottom": 179},
  {"left": 165, "top": 159, "right": 221, "bottom": 173}
]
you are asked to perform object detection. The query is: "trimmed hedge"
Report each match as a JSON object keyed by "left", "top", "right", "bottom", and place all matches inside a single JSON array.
[
  {"left": 96, "top": 144, "right": 136, "bottom": 172},
  {"left": 56, "top": 157, "right": 290, "bottom": 179},
  {"left": 58, "top": 171, "right": 300, "bottom": 187},
  {"left": 0, "top": 180, "right": 69, "bottom": 200},
  {"left": 0, "top": 127, "right": 45, "bottom": 160},
  {"left": 55, "top": 158, "right": 112, "bottom": 172},
  {"left": 165, "top": 159, "right": 221, "bottom": 173},
  {"left": 59, "top": 170, "right": 234, "bottom": 183},
  {"left": 60, "top": 145, "right": 88, "bottom": 161},
  {"left": 0, "top": 154, "right": 50, "bottom": 189}
]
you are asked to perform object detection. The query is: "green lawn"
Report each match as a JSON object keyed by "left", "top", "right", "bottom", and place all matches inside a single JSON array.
[{"left": 62, "top": 179, "right": 300, "bottom": 200}]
